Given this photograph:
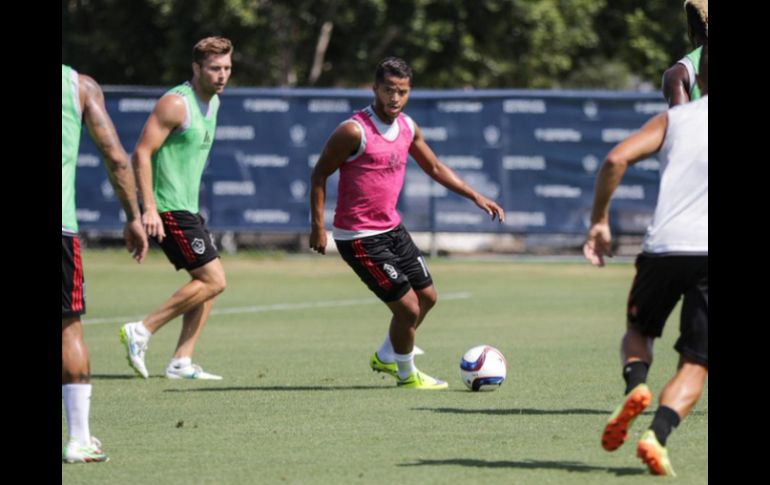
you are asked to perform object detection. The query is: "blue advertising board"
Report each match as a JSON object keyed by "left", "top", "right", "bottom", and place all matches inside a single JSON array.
[{"left": 74, "top": 87, "right": 667, "bottom": 235}]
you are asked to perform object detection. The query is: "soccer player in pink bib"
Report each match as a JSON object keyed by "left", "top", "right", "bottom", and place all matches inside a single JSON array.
[{"left": 310, "top": 57, "right": 505, "bottom": 389}]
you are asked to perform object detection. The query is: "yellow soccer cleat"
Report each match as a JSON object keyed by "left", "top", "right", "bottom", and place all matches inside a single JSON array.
[
  {"left": 637, "top": 429, "right": 677, "bottom": 476},
  {"left": 397, "top": 371, "right": 449, "bottom": 390},
  {"left": 370, "top": 352, "right": 398, "bottom": 379}
]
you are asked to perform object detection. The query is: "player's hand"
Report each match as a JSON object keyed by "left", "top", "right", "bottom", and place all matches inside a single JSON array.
[
  {"left": 310, "top": 226, "right": 327, "bottom": 255},
  {"left": 142, "top": 209, "right": 166, "bottom": 243},
  {"left": 474, "top": 195, "right": 505, "bottom": 223},
  {"left": 124, "top": 219, "right": 148, "bottom": 263},
  {"left": 583, "top": 223, "right": 612, "bottom": 267}
]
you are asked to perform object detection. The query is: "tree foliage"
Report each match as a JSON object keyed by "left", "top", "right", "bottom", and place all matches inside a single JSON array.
[{"left": 62, "top": 0, "right": 693, "bottom": 89}]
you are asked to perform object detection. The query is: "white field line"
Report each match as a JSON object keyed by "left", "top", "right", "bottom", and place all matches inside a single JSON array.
[{"left": 82, "top": 291, "right": 472, "bottom": 325}]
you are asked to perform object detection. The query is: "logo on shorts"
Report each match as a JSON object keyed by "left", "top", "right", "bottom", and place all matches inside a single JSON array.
[
  {"left": 383, "top": 264, "right": 398, "bottom": 280},
  {"left": 191, "top": 238, "right": 206, "bottom": 255}
]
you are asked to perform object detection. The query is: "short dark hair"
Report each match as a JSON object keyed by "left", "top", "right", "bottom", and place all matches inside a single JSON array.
[
  {"left": 374, "top": 57, "right": 413, "bottom": 85},
  {"left": 699, "top": 41, "right": 708, "bottom": 88},
  {"left": 193, "top": 36, "right": 233, "bottom": 64}
]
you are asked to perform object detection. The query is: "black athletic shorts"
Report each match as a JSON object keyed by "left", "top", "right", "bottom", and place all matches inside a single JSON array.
[
  {"left": 336, "top": 224, "right": 433, "bottom": 303},
  {"left": 627, "top": 253, "right": 708, "bottom": 366},
  {"left": 62, "top": 234, "right": 86, "bottom": 318},
  {"left": 157, "top": 211, "right": 219, "bottom": 271}
]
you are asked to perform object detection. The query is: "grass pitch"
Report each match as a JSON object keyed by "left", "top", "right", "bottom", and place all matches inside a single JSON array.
[{"left": 62, "top": 250, "right": 707, "bottom": 484}]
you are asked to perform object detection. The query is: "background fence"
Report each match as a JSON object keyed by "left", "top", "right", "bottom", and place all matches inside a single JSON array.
[{"left": 75, "top": 88, "right": 666, "bottom": 239}]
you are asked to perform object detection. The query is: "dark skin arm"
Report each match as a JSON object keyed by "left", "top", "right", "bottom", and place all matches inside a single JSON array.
[
  {"left": 661, "top": 63, "right": 691, "bottom": 107},
  {"left": 309, "top": 122, "right": 361, "bottom": 254},
  {"left": 409, "top": 123, "right": 505, "bottom": 222},
  {"left": 310, "top": 116, "right": 506, "bottom": 254},
  {"left": 79, "top": 74, "right": 148, "bottom": 262}
]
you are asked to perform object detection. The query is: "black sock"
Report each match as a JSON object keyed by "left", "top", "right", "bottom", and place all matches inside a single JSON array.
[
  {"left": 648, "top": 406, "right": 680, "bottom": 446},
  {"left": 623, "top": 361, "right": 650, "bottom": 394}
]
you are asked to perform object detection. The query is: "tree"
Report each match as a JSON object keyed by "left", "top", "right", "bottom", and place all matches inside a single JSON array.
[{"left": 62, "top": 0, "right": 694, "bottom": 90}]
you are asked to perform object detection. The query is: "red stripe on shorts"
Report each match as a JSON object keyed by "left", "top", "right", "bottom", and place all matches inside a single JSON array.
[
  {"left": 352, "top": 239, "right": 392, "bottom": 290},
  {"left": 162, "top": 213, "right": 196, "bottom": 263},
  {"left": 71, "top": 237, "right": 84, "bottom": 311}
]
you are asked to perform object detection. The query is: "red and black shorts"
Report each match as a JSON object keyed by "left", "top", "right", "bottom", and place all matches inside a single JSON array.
[
  {"left": 62, "top": 234, "right": 86, "bottom": 318},
  {"left": 157, "top": 211, "right": 219, "bottom": 271},
  {"left": 336, "top": 224, "right": 433, "bottom": 302},
  {"left": 627, "top": 253, "right": 708, "bottom": 366}
]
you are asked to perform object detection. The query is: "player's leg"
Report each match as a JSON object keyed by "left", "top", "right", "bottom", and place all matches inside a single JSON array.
[
  {"left": 375, "top": 284, "right": 435, "bottom": 360},
  {"left": 637, "top": 358, "right": 706, "bottom": 476},
  {"left": 414, "top": 284, "right": 437, "bottom": 328},
  {"left": 336, "top": 230, "right": 446, "bottom": 388},
  {"left": 384, "top": 227, "right": 445, "bottom": 389},
  {"left": 164, "top": 259, "right": 226, "bottom": 380},
  {"left": 62, "top": 235, "right": 107, "bottom": 463},
  {"left": 603, "top": 254, "right": 679, "bottom": 451},
  {"left": 120, "top": 212, "right": 224, "bottom": 378},
  {"left": 385, "top": 291, "right": 447, "bottom": 390},
  {"left": 638, "top": 260, "right": 707, "bottom": 476}
]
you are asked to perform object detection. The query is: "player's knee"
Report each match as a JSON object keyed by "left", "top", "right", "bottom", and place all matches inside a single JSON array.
[
  {"left": 209, "top": 274, "right": 227, "bottom": 296},
  {"left": 62, "top": 321, "right": 84, "bottom": 347},
  {"left": 392, "top": 299, "right": 421, "bottom": 322},
  {"left": 401, "top": 304, "right": 421, "bottom": 323},
  {"left": 419, "top": 291, "right": 437, "bottom": 311}
]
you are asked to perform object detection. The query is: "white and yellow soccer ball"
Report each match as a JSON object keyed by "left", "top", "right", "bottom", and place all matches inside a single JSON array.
[{"left": 460, "top": 345, "right": 507, "bottom": 391}]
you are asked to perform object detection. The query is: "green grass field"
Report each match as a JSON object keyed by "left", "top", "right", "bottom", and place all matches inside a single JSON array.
[{"left": 62, "top": 250, "right": 707, "bottom": 484}]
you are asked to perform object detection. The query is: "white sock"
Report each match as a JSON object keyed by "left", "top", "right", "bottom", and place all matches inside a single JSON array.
[
  {"left": 62, "top": 384, "right": 92, "bottom": 447},
  {"left": 170, "top": 356, "right": 191, "bottom": 368},
  {"left": 134, "top": 321, "right": 151, "bottom": 339},
  {"left": 393, "top": 352, "right": 416, "bottom": 379},
  {"left": 377, "top": 334, "right": 395, "bottom": 363}
]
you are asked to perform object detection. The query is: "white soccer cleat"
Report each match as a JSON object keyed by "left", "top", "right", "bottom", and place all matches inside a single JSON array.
[
  {"left": 119, "top": 322, "right": 149, "bottom": 378},
  {"left": 62, "top": 436, "right": 109, "bottom": 463},
  {"left": 413, "top": 345, "right": 425, "bottom": 356},
  {"left": 165, "top": 362, "right": 223, "bottom": 380}
]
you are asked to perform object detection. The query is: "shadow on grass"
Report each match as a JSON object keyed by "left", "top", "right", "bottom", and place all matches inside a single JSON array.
[
  {"left": 413, "top": 407, "right": 621, "bottom": 416},
  {"left": 163, "top": 385, "right": 389, "bottom": 392},
  {"left": 90, "top": 374, "right": 143, "bottom": 380},
  {"left": 412, "top": 406, "right": 706, "bottom": 417},
  {"left": 399, "top": 458, "right": 646, "bottom": 476}
]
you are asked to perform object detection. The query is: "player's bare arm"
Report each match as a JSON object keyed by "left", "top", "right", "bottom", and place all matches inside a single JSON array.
[
  {"left": 80, "top": 74, "right": 148, "bottom": 262},
  {"left": 309, "top": 122, "right": 362, "bottom": 254},
  {"left": 662, "top": 64, "right": 691, "bottom": 107},
  {"left": 409, "top": 123, "right": 505, "bottom": 223},
  {"left": 584, "top": 113, "right": 668, "bottom": 267},
  {"left": 131, "top": 95, "right": 186, "bottom": 242}
]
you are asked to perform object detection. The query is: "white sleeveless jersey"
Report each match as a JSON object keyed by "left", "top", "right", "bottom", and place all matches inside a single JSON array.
[{"left": 643, "top": 96, "right": 708, "bottom": 254}]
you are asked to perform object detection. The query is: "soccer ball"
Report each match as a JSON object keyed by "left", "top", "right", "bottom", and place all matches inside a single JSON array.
[{"left": 460, "top": 345, "right": 507, "bottom": 391}]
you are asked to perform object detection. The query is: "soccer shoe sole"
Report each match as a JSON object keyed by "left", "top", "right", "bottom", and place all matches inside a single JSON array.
[
  {"left": 601, "top": 384, "right": 652, "bottom": 451},
  {"left": 397, "top": 381, "right": 449, "bottom": 390},
  {"left": 63, "top": 454, "right": 110, "bottom": 464}
]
